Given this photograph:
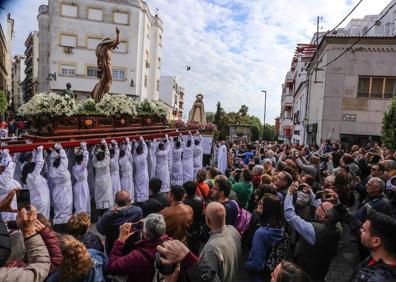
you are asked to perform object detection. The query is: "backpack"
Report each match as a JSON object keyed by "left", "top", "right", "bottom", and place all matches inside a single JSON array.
[
  {"left": 231, "top": 200, "right": 252, "bottom": 235},
  {"left": 265, "top": 231, "right": 289, "bottom": 273}
]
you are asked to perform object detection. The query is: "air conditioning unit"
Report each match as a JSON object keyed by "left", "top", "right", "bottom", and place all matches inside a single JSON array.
[
  {"left": 63, "top": 47, "right": 73, "bottom": 54},
  {"left": 145, "top": 61, "right": 150, "bottom": 68}
]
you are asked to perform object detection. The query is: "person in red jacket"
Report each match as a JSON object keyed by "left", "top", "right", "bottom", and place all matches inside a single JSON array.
[{"left": 107, "top": 213, "right": 171, "bottom": 282}]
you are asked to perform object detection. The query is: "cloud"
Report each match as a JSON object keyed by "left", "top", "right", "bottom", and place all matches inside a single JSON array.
[{"left": 8, "top": 0, "right": 392, "bottom": 124}]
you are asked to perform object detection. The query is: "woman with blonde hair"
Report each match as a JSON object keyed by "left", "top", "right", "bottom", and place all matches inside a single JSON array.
[{"left": 47, "top": 235, "right": 107, "bottom": 282}]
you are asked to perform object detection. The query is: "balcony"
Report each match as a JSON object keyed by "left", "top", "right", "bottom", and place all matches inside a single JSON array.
[{"left": 24, "top": 45, "right": 33, "bottom": 57}]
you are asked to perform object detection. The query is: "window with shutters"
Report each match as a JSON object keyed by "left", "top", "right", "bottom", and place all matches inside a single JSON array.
[
  {"left": 357, "top": 76, "right": 396, "bottom": 99},
  {"left": 88, "top": 8, "right": 103, "bottom": 21},
  {"left": 87, "top": 67, "right": 98, "bottom": 78},
  {"left": 60, "top": 64, "right": 76, "bottom": 76},
  {"left": 113, "top": 69, "right": 126, "bottom": 80},
  {"left": 87, "top": 37, "right": 101, "bottom": 49},
  {"left": 114, "top": 41, "right": 128, "bottom": 53},
  {"left": 113, "top": 11, "right": 129, "bottom": 24},
  {"left": 60, "top": 34, "right": 77, "bottom": 47},
  {"left": 61, "top": 4, "right": 78, "bottom": 18}
]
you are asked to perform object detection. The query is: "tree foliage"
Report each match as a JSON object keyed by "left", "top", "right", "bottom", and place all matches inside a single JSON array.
[
  {"left": 0, "top": 90, "right": 8, "bottom": 115},
  {"left": 382, "top": 97, "right": 396, "bottom": 149},
  {"left": 211, "top": 104, "right": 276, "bottom": 141}
]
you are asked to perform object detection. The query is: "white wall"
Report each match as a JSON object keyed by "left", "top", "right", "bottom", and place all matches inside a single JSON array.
[{"left": 38, "top": 0, "right": 162, "bottom": 101}]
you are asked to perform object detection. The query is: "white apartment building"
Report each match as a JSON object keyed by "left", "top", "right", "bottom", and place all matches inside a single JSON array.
[
  {"left": 0, "top": 13, "right": 14, "bottom": 105},
  {"left": 37, "top": 0, "right": 163, "bottom": 101},
  {"left": 22, "top": 31, "right": 39, "bottom": 103},
  {"left": 159, "top": 75, "right": 185, "bottom": 121},
  {"left": 291, "top": 44, "right": 315, "bottom": 145},
  {"left": 12, "top": 55, "right": 26, "bottom": 110},
  {"left": 278, "top": 71, "right": 294, "bottom": 143}
]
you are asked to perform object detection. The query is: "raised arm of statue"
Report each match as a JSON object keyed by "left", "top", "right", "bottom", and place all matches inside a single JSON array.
[{"left": 112, "top": 27, "right": 120, "bottom": 49}]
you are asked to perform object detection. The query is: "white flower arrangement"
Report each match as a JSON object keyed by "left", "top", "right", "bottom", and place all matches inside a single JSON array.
[
  {"left": 18, "top": 92, "right": 166, "bottom": 118},
  {"left": 76, "top": 98, "right": 97, "bottom": 115},
  {"left": 95, "top": 93, "right": 137, "bottom": 116},
  {"left": 137, "top": 99, "right": 167, "bottom": 116},
  {"left": 18, "top": 92, "right": 76, "bottom": 117}
]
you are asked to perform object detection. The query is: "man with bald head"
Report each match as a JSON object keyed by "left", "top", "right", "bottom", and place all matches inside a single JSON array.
[
  {"left": 200, "top": 202, "right": 241, "bottom": 282},
  {"left": 97, "top": 190, "right": 143, "bottom": 254},
  {"left": 284, "top": 182, "right": 341, "bottom": 281},
  {"left": 357, "top": 177, "right": 396, "bottom": 222}
]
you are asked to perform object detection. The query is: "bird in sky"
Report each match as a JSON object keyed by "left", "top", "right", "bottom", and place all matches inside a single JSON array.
[{"left": 186, "top": 65, "right": 191, "bottom": 71}]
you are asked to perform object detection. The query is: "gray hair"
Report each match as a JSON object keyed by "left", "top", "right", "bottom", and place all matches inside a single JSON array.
[
  {"left": 369, "top": 177, "right": 385, "bottom": 191},
  {"left": 144, "top": 213, "right": 166, "bottom": 240},
  {"left": 254, "top": 165, "right": 264, "bottom": 174}
]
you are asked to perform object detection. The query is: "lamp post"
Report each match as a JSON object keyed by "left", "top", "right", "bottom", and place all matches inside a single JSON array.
[{"left": 261, "top": 90, "right": 267, "bottom": 140}]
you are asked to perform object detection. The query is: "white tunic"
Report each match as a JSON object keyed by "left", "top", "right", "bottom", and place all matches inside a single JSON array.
[
  {"left": 119, "top": 141, "right": 134, "bottom": 200},
  {"left": 72, "top": 145, "right": 91, "bottom": 214},
  {"left": 133, "top": 138, "right": 149, "bottom": 202},
  {"left": 155, "top": 142, "right": 170, "bottom": 192},
  {"left": 171, "top": 142, "right": 183, "bottom": 186},
  {"left": 193, "top": 135, "right": 204, "bottom": 178},
  {"left": 24, "top": 147, "right": 50, "bottom": 219},
  {"left": 182, "top": 137, "right": 194, "bottom": 183},
  {"left": 217, "top": 144, "right": 228, "bottom": 173},
  {"left": 93, "top": 144, "right": 113, "bottom": 209},
  {"left": 49, "top": 148, "right": 73, "bottom": 224},
  {"left": 166, "top": 137, "right": 173, "bottom": 174},
  {"left": 110, "top": 143, "right": 121, "bottom": 199},
  {"left": 0, "top": 151, "right": 21, "bottom": 221}
]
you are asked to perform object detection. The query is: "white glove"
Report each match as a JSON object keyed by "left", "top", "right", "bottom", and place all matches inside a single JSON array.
[
  {"left": 80, "top": 141, "right": 87, "bottom": 148},
  {"left": 37, "top": 146, "right": 43, "bottom": 151},
  {"left": 54, "top": 143, "right": 62, "bottom": 150},
  {"left": 2, "top": 149, "right": 9, "bottom": 155},
  {"left": 111, "top": 139, "right": 117, "bottom": 145}
]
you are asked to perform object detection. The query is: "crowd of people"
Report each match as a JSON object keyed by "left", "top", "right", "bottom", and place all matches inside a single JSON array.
[{"left": 0, "top": 134, "right": 395, "bottom": 282}]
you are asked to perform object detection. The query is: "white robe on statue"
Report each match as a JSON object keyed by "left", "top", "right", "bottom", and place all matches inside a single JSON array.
[
  {"left": 217, "top": 144, "right": 227, "bottom": 173},
  {"left": 170, "top": 140, "right": 183, "bottom": 186},
  {"left": 0, "top": 150, "right": 21, "bottom": 221},
  {"left": 182, "top": 137, "right": 194, "bottom": 183},
  {"left": 119, "top": 140, "right": 134, "bottom": 200},
  {"left": 93, "top": 144, "right": 113, "bottom": 209},
  {"left": 155, "top": 142, "right": 170, "bottom": 193},
  {"left": 24, "top": 147, "right": 50, "bottom": 219},
  {"left": 72, "top": 144, "right": 91, "bottom": 214},
  {"left": 110, "top": 142, "right": 121, "bottom": 199},
  {"left": 133, "top": 138, "right": 149, "bottom": 202},
  {"left": 49, "top": 148, "right": 73, "bottom": 224},
  {"left": 193, "top": 135, "right": 203, "bottom": 179}
]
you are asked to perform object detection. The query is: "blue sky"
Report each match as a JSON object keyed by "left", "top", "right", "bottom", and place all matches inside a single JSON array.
[{"left": 4, "top": 0, "right": 392, "bottom": 124}]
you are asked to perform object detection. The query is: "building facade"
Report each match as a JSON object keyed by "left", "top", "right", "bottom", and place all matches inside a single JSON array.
[
  {"left": 22, "top": 31, "right": 39, "bottom": 103},
  {"left": 278, "top": 71, "right": 294, "bottom": 143},
  {"left": 281, "top": 1, "right": 396, "bottom": 146},
  {"left": 37, "top": 0, "right": 163, "bottom": 101},
  {"left": 0, "top": 14, "right": 14, "bottom": 104},
  {"left": 291, "top": 44, "right": 315, "bottom": 145},
  {"left": 159, "top": 75, "right": 185, "bottom": 121},
  {"left": 306, "top": 36, "right": 395, "bottom": 146},
  {"left": 12, "top": 55, "right": 26, "bottom": 110}
]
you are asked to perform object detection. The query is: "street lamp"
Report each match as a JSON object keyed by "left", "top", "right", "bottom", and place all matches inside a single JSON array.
[{"left": 261, "top": 90, "right": 267, "bottom": 140}]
